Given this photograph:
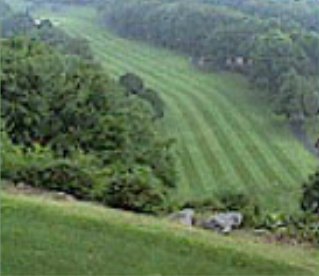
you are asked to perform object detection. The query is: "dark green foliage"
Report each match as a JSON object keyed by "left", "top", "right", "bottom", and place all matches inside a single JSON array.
[
  {"left": 140, "top": 88, "right": 165, "bottom": 119},
  {"left": 119, "top": 73, "right": 144, "bottom": 95},
  {"left": 1, "top": 38, "right": 113, "bottom": 154},
  {"left": 0, "top": 11, "right": 93, "bottom": 60},
  {"left": 201, "top": 0, "right": 319, "bottom": 33},
  {"left": 301, "top": 170, "right": 319, "bottom": 214},
  {"left": 274, "top": 69, "right": 304, "bottom": 118},
  {"left": 18, "top": 161, "right": 95, "bottom": 199},
  {"left": 30, "top": 23, "right": 94, "bottom": 60},
  {"left": 99, "top": 0, "right": 319, "bottom": 119},
  {"left": 257, "top": 212, "right": 319, "bottom": 246},
  {"left": 104, "top": 165, "right": 168, "bottom": 213},
  {"left": 1, "top": 125, "right": 99, "bottom": 200},
  {"left": 119, "top": 73, "right": 165, "bottom": 119},
  {"left": 1, "top": 37, "right": 176, "bottom": 213},
  {"left": 302, "top": 90, "right": 319, "bottom": 117}
]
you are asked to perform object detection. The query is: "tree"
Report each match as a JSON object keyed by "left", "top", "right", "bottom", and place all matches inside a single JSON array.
[
  {"left": 105, "top": 165, "right": 168, "bottom": 213},
  {"left": 119, "top": 73, "right": 144, "bottom": 95},
  {"left": 274, "top": 69, "right": 305, "bottom": 119},
  {"left": 1, "top": 38, "right": 176, "bottom": 209},
  {"left": 301, "top": 170, "right": 319, "bottom": 214},
  {"left": 302, "top": 90, "right": 319, "bottom": 117},
  {"left": 140, "top": 88, "right": 165, "bottom": 119}
]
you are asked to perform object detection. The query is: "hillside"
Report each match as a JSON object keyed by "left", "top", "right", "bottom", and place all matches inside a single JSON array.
[
  {"left": 33, "top": 6, "right": 318, "bottom": 213},
  {"left": 2, "top": 191, "right": 319, "bottom": 275}
]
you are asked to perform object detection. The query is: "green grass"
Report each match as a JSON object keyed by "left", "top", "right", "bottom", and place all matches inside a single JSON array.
[
  {"left": 2, "top": 192, "right": 319, "bottom": 275},
  {"left": 34, "top": 6, "right": 318, "bottom": 213}
]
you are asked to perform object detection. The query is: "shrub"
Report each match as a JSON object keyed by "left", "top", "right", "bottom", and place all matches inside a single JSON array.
[
  {"left": 119, "top": 73, "right": 165, "bottom": 119},
  {"left": 140, "top": 88, "right": 165, "bottom": 119},
  {"left": 18, "top": 160, "right": 95, "bottom": 199},
  {"left": 301, "top": 170, "right": 319, "bottom": 214},
  {"left": 119, "top": 73, "right": 144, "bottom": 95},
  {"left": 1, "top": 128, "right": 98, "bottom": 199},
  {"left": 104, "top": 165, "right": 169, "bottom": 214},
  {"left": 1, "top": 127, "right": 55, "bottom": 181},
  {"left": 258, "top": 212, "right": 319, "bottom": 246}
]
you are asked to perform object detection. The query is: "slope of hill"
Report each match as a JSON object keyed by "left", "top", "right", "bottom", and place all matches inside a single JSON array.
[
  {"left": 2, "top": 191, "right": 319, "bottom": 275},
  {"left": 32, "top": 6, "right": 318, "bottom": 213}
]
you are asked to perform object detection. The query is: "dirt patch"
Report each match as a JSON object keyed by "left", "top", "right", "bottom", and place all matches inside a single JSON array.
[{"left": 2, "top": 181, "right": 76, "bottom": 202}]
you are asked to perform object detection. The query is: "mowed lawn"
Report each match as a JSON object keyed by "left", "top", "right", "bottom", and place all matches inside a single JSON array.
[
  {"left": 37, "top": 7, "right": 317, "bottom": 212},
  {"left": 2, "top": 192, "right": 319, "bottom": 275}
]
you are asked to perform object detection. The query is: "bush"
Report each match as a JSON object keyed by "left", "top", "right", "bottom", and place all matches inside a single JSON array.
[
  {"left": 1, "top": 128, "right": 55, "bottom": 181},
  {"left": 258, "top": 212, "right": 319, "bottom": 246},
  {"left": 288, "top": 214, "right": 319, "bottom": 245},
  {"left": 119, "top": 73, "right": 144, "bottom": 95},
  {"left": 1, "top": 127, "right": 173, "bottom": 213},
  {"left": 140, "top": 88, "right": 165, "bottom": 119},
  {"left": 104, "top": 165, "right": 169, "bottom": 214},
  {"left": 18, "top": 161, "right": 95, "bottom": 199},
  {"left": 119, "top": 73, "right": 165, "bottom": 119},
  {"left": 1, "top": 128, "right": 98, "bottom": 199},
  {"left": 301, "top": 170, "right": 319, "bottom": 214}
]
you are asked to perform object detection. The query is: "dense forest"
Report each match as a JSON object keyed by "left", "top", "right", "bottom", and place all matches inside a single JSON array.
[{"left": 96, "top": 0, "right": 319, "bottom": 120}]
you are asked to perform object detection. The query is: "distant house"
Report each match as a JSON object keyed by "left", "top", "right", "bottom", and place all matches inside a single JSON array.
[
  {"left": 226, "top": 57, "right": 232, "bottom": 66},
  {"left": 33, "top": 18, "right": 53, "bottom": 28},
  {"left": 225, "top": 56, "right": 253, "bottom": 71},
  {"left": 235, "top": 56, "right": 244, "bottom": 66},
  {"left": 194, "top": 56, "right": 215, "bottom": 71},
  {"left": 190, "top": 55, "right": 253, "bottom": 72},
  {"left": 34, "top": 19, "right": 42, "bottom": 26}
]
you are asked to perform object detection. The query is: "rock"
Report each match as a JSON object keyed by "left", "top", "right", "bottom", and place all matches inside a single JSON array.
[
  {"left": 201, "top": 212, "right": 243, "bottom": 234},
  {"left": 168, "top": 209, "right": 195, "bottom": 227},
  {"left": 16, "top": 182, "right": 27, "bottom": 189},
  {"left": 52, "top": 191, "right": 75, "bottom": 201},
  {"left": 253, "top": 229, "right": 269, "bottom": 236}
]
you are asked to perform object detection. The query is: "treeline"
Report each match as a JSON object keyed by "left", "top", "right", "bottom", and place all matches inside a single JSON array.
[
  {"left": 24, "top": 0, "right": 91, "bottom": 6},
  {"left": 98, "top": 0, "right": 319, "bottom": 120},
  {"left": 201, "top": 0, "right": 319, "bottom": 33}
]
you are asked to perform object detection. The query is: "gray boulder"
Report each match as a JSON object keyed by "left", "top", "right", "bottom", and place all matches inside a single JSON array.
[
  {"left": 52, "top": 191, "right": 75, "bottom": 201},
  {"left": 201, "top": 212, "right": 243, "bottom": 234},
  {"left": 168, "top": 208, "right": 195, "bottom": 227},
  {"left": 16, "top": 182, "right": 27, "bottom": 189}
]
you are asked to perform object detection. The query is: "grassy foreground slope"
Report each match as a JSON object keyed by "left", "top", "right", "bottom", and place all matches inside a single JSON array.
[
  {"left": 2, "top": 192, "right": 319, "bottom": 275},
  {"left": 34, "top": 7, "right": 319, "bottom": 213}
]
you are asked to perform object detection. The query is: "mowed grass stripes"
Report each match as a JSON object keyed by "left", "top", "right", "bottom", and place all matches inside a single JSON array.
[{"left": 39, "top": 8, "right": 318, "bottom": 212}]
